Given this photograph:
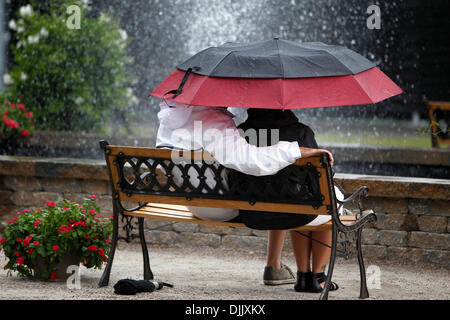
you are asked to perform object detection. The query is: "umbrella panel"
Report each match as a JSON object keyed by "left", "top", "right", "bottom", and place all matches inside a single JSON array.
[{"left": 150, "top": 67, "right": 403, "bottom": 110}]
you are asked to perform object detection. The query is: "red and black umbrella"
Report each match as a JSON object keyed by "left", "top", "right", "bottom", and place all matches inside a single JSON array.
[{"left": 150, "top": 39, "right": 402, "bottom": 109}]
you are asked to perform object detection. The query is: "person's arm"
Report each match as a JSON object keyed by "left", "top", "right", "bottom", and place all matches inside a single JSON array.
[
  {"left": 204, "top": 129, "right": 300, "bottom": 176},
  {"left": 203, "top": 121, "right": 332, "bottom": 176}
]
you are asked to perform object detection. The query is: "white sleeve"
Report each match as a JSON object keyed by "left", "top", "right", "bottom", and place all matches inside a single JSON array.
[{"left": 203, "top": 124, "right": 301, "bottom": 176}]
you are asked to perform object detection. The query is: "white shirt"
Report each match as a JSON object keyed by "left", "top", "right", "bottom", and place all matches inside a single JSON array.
[
  {"left": 156, "top": 101, "right": 301, "bottom": 176},
  {"left": 155, "top": 101, "right": 302, "bottom": 221}
]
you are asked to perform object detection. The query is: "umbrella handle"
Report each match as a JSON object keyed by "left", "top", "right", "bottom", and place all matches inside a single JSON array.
[{"left": 164, "top": 66, "right": 200, "bottom": 99}]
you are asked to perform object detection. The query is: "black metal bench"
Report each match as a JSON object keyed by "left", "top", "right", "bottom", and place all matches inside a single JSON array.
[{"left": 97, "top": 140, "right": 377, "bottom": 300}]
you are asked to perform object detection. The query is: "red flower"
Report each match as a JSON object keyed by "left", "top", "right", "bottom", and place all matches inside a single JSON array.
[
  {"left": 89, "top": 195, "right": 99, "bottom": 199},
  {"left": 26, "top": 111, "right": 33, "bottom": 118},
  {"left": 0, "top": 238, "right": 5, "bottom": 244},
  {"left": 52, "top": 245, "right": 60, "bottom": 251},
  {"left": 33, "top": 241, "right": 39, "bottom": 246},
  {"left": 14, "top": 251, "right": 20, "bottom": 257},
  {"left": 16, "top": 257, "right": 24, "bottom": 265},
  {"left": 17, "top": 104, "right": 26, "bottom": 111},
  {"left": 50, "top": 272, "right": 58, "bottom": 280},
  {"left": 87, "top": 245, "right": 98, "bottom": 251},
  {"left": 27, "top": 248, "right": 34, "bottom": 255},
  {"left": 16, "top": 238, "right": 22, "bottom": 243},
  {"left": 58, "top": 226, "right": 67, "bottom": 233},
  {"left": 85, "top": 235, "right": 89, "bottom": 239},
  {"left": 88, "top": 209, "right": 96, "bottom": 214},
  {"left": 33, "top": 219, "right": 41, "bottom": 227},
  {"left": 23, "top": 209, "right": 31, "bottom": 213},
  {"left": 9, "top": 103, "right": 15, "bottom": 109},
  {"left": 5, "top": 119, "right": 20, "bottom": 129},
  {"left": 45, "top": 201, "right": 56, "bottom": 207},
  {"left": 98, "top": 249, "right": 104, "bottom": 256},
  {"left": 102, "top": 256, "right": 107, "bottom": 263},
  {"left": 20, "top": 129, "right": 29, "bottom": 138}
]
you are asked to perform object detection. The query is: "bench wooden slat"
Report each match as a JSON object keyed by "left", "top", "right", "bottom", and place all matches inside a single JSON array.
[
  {"left": 145, "top": 203, "right": 191, "bottom": 212},
  {"left": 139, "top": 206, "right": 197, "bottom": 218},
  {"left": 144, "top": 203, "right": 356, "bottom": 221},
  {"left": 120, "top": 192, "right": 330, "bottom": 215},
  {"left": 124, "top": 203, "right": 356, "bottom": 231}
]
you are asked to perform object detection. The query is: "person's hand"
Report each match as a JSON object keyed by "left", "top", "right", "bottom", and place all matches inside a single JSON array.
[
  {"left": 299, "top": 147, "right": 334, "bottom": 166},
  {"left": 318, "top": 148, "right": 334, "bottom": 166}
]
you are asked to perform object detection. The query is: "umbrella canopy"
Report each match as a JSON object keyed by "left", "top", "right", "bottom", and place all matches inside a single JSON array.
[
  {"left": 177, "top": 39, "right": 376, "bottom": 78},
  {"left": 150, "top": 39, "right": 403, "bottom": 109}
]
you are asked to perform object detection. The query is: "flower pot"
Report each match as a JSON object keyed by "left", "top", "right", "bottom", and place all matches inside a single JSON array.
[{"left": 33, "top": 252, "right": 81, "bottom": 281}]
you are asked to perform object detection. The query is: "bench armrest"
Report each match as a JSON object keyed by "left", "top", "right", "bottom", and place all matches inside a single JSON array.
[
  {"left": 336, "top": 186, "right": 369, "bottom": 204},
  {"left": 334, "top": 185, "right": 376, "bottom": 232}
]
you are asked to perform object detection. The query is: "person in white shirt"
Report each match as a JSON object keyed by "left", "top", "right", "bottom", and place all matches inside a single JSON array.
[{"left": 155, "top": 100, "right": 334, "bottom": 221}]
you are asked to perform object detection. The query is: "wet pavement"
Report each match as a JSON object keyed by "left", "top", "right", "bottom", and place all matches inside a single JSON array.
[{"left": 0, "top": 242, "right": 448, "bottom": 300}]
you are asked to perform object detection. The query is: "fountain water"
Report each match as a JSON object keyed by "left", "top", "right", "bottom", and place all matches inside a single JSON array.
[{"left": 2, "top": 0, "right": 449, "bottom": 178}]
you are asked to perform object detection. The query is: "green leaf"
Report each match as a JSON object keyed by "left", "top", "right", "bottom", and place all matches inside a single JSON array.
[{"left": 36, "top": 246, "right": 46, "bottom": 257}]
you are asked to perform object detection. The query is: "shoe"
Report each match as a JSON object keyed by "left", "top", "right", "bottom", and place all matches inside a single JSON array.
[
  {"left": 308, "top": 272, "right": 339, "bottom": 293},
  {"left": 263, "top": 263, "right": 296, "bottom": 286},
  {"left": 294, "top": 271, "right": 311, "bottom": 292}
]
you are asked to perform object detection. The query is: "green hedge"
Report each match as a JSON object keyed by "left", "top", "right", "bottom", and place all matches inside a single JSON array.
[{"left": 3, "top": 1, "right": 136, "bottom": 132}]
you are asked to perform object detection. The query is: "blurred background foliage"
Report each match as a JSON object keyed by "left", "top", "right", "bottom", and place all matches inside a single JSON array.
[{"left": 2, "top": 0, "right": 136, "bottom": 132}]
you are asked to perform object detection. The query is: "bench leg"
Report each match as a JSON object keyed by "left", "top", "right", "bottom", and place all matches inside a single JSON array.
[
  {"left": 98, "top": 206, "right": 119, "bottom": 287},
  {"left": 138, "top": 217, "right": 154, "bottom": 280},
  {"left": 356, "top": 227, "right": 369, "bottom": 299},
  {"left": 319, "top": 223, "right": 338, "bottom": 300}
]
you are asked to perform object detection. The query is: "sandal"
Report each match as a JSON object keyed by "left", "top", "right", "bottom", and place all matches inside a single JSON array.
[
  {"left": 294, "top": 271, "right": 310, "bottom": 292},
  {"left": 308, "top": 272, "right": 339, "bottom": 293}
]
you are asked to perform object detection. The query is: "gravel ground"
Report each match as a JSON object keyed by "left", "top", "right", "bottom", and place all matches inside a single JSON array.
[{"left": 0, "top": 242, "right": 448, "bottom": 301}]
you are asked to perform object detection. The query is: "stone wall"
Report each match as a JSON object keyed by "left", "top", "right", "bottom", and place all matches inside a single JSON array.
[
  {"left": 336, "top": 174, "right": 450, "bottom": 268},
  {"left": 0, "top": 155, "right": 448, "bottom": 268},
  {"left": 0, "top": 156, "right": 113, "bottom": 227}
]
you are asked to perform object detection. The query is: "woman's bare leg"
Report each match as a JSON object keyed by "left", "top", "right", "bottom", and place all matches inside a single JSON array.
[
  {"left": 290, "top": 230, "right": 312, "bottom": 272},
  {"left": 266, "top": 230, "right": 286, "bottom": 269},
  {"left": 311, "top": 230, "right": 332, "bottom": 282}
]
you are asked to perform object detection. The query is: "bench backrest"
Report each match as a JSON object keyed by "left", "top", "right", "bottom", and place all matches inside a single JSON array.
[{"left": 100, "top": 141, "right": 337, "bottom": 216}]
